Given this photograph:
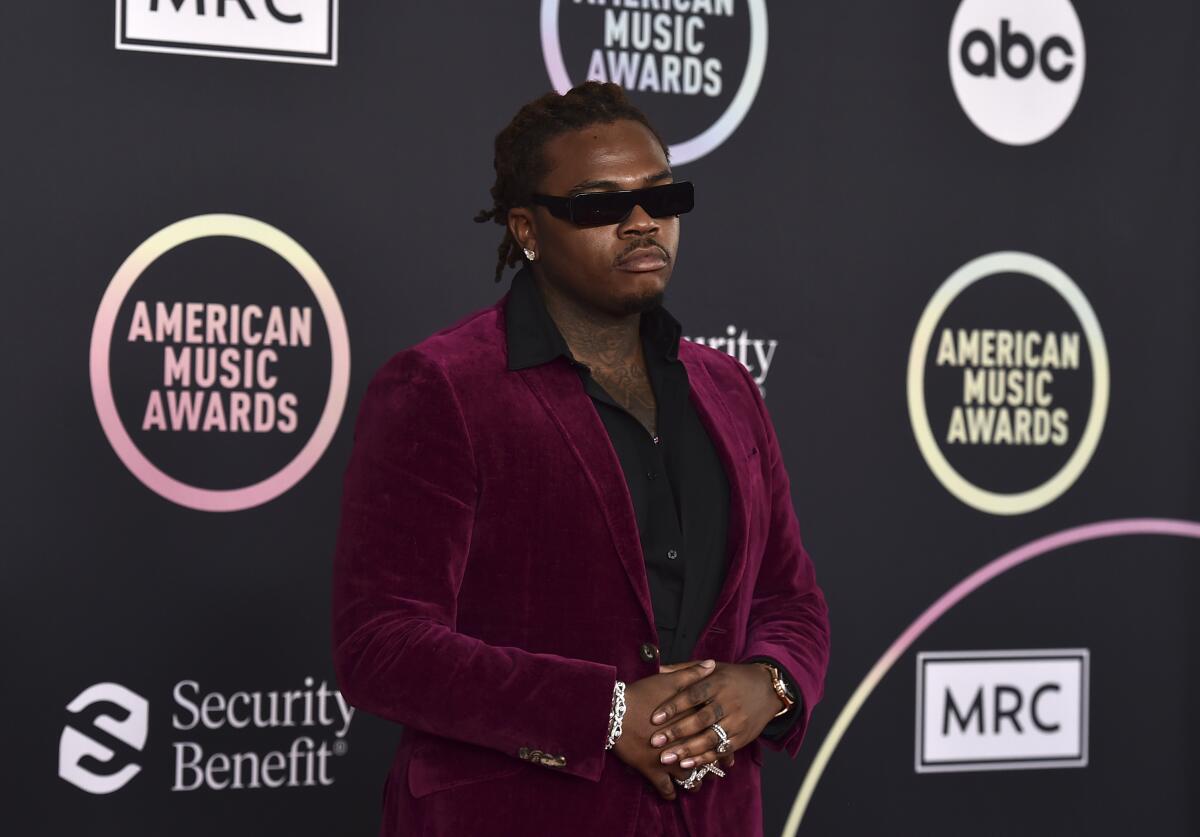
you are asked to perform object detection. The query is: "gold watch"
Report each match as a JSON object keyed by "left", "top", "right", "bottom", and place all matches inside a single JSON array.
[{"left": 755, "top": 661, "right": 796, "bottom": 717}]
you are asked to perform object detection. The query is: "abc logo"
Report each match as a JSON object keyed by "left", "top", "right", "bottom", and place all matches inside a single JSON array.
[
  {"left": 949, "top": 0, "right": 1086, "bottom": 145},
  {"left": 960, "top": 20, "right": 1075, "bottom": 82}
]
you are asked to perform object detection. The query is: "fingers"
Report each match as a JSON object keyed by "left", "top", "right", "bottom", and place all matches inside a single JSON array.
[
  {"left": 656, "top": 712, "right": 735, "bottom": 768},
  {"left": 650, "top": 699, "right": 726, "bottom": 751},
  {"left": 651, "top": 755, "right": 733, "bottom": 800},
  {"left": 666, "top": 732, "right": 731, "bottom": 771},
  {"left": 675, "top": 746, "right": 721, "bottom": 770},
  {"left": 650, "top": 660, "right": 717, "bottom": 725},
  {"left": 666, "top": 658, "right": 716, "bottom": 679},
  {"left": 664, "top": 758, "right": 719, "bottom": 797},
  {"left": 658, "top": 658, "right": 716, "bottom": 674},
  {"left": 655, "top": 771, "right": 677, "bottom": 801}
]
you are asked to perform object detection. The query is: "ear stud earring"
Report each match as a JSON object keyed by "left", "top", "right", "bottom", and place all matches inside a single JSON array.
[{"left": 523, "top": 248, "right": 536, "bottom": 261}]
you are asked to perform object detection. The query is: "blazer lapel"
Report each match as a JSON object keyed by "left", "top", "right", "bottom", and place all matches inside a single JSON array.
[
  {"left": 514, "top": 354, "right": 753, "bottom": 648},
  {"left": 516, "top": 361, "right": 658, "bottom": 633},
  {"left": 680, "top": 355, "right": 752, "bottom": 638}
]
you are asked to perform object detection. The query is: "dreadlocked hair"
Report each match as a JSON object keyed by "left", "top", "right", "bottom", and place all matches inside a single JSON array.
[{"left": 474, "top": 81, "right": 670, "bottom": 283}]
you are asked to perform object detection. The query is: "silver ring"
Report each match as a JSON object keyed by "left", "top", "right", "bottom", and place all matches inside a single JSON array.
[
  {"left": 673, "top": 769, "right": 701, "bottom": 789},
  {"left": 672, "top": 761, "right": 727, "bottom": 789},
  {"left": 711, "top": 722, "right": 731, "bottom": 754}
]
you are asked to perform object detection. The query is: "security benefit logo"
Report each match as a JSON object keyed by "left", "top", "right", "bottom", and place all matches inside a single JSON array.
[
  {"left": 59, "top": 683, "right": 150, "bottom": 794},
  {"left": 949, "top": 0, "right": 1086, "bottom": 145},
  {"left": 683, "top": 323, "right": 778, "bottom": 397},
  {"left": 116, "top": 0, "right": 338, "bottom": 66},
  {"left": 541, "top": 0, "right": 767, "bottom": 164},
  {"left": 59, "top": 678, "right": 355, "bottom": 794},
  {"left": 90, "top": 214, "right": 350, "bottom": 512},
  {"left": 907, "top": 252, "right": 1109, "bottom": 516},
  {"left": 916, "top": 650, "right": 1089, "bottom": 773}
]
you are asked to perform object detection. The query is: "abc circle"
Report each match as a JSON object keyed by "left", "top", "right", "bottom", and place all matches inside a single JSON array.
[{"left": 948, "top": 0, "right": 1086, "bottom": 146}]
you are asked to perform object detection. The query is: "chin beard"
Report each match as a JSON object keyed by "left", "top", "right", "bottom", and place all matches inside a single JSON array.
[{"left": 614, "top": 288, "right": 665, "bottom": 317}]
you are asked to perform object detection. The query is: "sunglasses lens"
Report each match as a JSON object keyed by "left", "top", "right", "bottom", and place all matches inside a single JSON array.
[
  {"left": 643, "top": 181, "right": 694, "bottom": 217},
  {"left": 572, "top": 192, "right": 633, "bottom": 226},
  {"left": 569, "top": 182, "right": 694, "bottom": 226}
]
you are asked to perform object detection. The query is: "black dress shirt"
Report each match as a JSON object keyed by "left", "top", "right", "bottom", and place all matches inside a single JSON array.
[{"left": 503, "top": 265, "right": 800, "bottom": 741}]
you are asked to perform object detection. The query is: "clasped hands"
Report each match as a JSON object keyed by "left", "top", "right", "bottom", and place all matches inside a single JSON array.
[{"left": 609, "top": 659, "right": 785, "bottom": 801}]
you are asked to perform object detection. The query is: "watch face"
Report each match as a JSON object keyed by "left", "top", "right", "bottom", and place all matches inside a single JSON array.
[
  {"left": 764, "top": 664, "right": 795, "bottom": 700},
  {"left": 774, "top": 670, "right": 795, "bottom": 700}
]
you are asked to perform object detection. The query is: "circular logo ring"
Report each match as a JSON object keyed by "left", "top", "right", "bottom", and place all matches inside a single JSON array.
[
  {"left": 540, "top": 0, "right": 768, "bottom": 165},
  {"left": 89, "top": 214, "right": 351, "bottom": 512},
  {"left": 948, "top": 0, "right": 1086, "bottom": 146},
  {"left": 906, "top": 251, "right": 1109, "bottom": 515}
]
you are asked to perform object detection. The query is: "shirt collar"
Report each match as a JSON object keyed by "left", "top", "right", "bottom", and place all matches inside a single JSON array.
[{"left": 504, "top": 263, "right": 682, "bottom": 371}]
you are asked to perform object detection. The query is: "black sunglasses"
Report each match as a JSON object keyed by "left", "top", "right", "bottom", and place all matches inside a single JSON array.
[{"left": 530, "top": 180, "right": 694, "bottom": 227}]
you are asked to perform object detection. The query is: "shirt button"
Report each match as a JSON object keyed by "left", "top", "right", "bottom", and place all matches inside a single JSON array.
[
  {"left": 667, "top": 549, "right": 678, "bottom": 560},
  {"left": 646, "top": 471, "right": 657, "bottom": 480},
  {"left": 639, "top": 642, "right": 659, "bottom": 662}
]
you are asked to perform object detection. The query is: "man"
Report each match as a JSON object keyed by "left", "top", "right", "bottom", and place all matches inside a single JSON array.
[{"left": 331, "top": 81, "right": 830, "bottom": 836}]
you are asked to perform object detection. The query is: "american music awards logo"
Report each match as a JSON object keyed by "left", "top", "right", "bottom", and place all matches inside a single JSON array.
[
  {"left": 90, "top": 214, "right": 350, "bottom": 512},
  {"left": 907, "top": 251, "right": 1108, "bottom": 515},
  {"left": 541, "top": 0, "right": 768, "bottom": 164}
]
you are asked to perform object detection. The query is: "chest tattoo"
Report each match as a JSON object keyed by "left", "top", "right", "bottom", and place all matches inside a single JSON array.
[
  {"left": 548, "top": 303, "right": 659, "bottom": 437},
  {"left": 590, "top": 362, "right": 658, "bottom": 438}
]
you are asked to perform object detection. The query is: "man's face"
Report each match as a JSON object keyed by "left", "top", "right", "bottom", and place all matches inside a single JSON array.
[{"left": 515, "top": 119, "right": 680, "bottom": 318}]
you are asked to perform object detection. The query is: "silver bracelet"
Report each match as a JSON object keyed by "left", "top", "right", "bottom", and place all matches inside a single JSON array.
[{"left": 605, "top": 680, "right": 627, "bottom": 750}]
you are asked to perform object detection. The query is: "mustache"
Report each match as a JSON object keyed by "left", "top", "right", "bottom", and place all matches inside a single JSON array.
[{"left": 615, "top": 238, "right": 670, "bottom": 264}]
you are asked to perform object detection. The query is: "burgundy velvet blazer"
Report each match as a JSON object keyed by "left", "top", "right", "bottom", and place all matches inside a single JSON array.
[{"left": 331, "top": 290, "right": 831, "bottom": 836}]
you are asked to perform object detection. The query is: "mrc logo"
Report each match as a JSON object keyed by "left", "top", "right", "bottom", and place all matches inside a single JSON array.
[
  {"left": 916, "top": 649, "right": 1089, "bottom": 773},
  {"left": 116, "top": 0, "right": 339, "bottom": 66}
]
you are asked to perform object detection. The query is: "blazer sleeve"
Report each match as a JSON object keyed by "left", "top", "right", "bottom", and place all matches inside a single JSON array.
[
  {"left": 730, "top": 357, "right": 831, "bottom": 758},
  {"left": 331, "top": 347, "right": 618, "bottom": 782}
]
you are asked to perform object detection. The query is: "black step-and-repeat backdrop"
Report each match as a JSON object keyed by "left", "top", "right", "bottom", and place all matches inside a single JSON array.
[{"left": 5, "top": 2, "right": 1197, "bottom": 835}]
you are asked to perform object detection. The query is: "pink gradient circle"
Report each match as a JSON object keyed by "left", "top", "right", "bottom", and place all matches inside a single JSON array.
[
  {"left": 787, "top": 517, "right": 1200, "bottom": 832},
  {"left": 89, "top": 214, "right": 351, "bottom": 512}
]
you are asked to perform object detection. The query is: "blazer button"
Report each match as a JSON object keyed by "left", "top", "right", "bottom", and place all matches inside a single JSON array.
[{"left": 639, "top": 642, "right": 659, "bottom": 662}]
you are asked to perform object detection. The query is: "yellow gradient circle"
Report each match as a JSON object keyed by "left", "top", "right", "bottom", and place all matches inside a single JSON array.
[{"left": 906, "top": 251, "right": 1108, "bottom": 515}]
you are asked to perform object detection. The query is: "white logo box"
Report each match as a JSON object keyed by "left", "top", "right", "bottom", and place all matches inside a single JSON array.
[
  {"left": 116, "top": 0, "right": 338, "bottom": 66},
  {"left": 915, "top": 649, "right": 1089, "bottom": 773}
]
